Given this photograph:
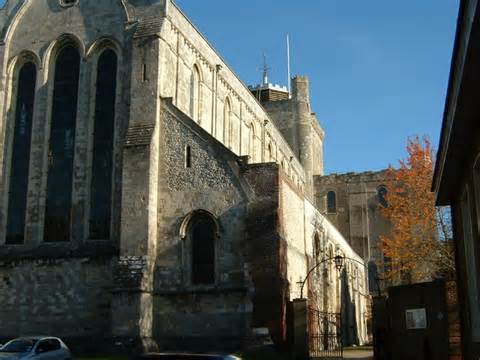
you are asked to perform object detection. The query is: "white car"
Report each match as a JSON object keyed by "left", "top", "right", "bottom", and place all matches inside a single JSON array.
[{"left": 0, "top": 337, "right": 71, "bottom": 360}]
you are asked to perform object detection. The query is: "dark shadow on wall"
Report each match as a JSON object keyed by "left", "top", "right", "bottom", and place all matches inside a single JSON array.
[
  {"left": 368, "top": 260, "right": 380, "bottom": 294},
  {"left": 341, "top": 269, "right": 359, "bottom": 346}
]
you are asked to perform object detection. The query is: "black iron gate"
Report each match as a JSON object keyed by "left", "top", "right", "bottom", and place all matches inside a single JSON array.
[{"left": 309, "top": 308, "right": 343, "bottom": 359}]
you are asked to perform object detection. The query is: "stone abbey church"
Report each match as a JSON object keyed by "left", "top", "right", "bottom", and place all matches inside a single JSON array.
[{"left": 0, "top": 0, "right": 382, "bottom": 352}]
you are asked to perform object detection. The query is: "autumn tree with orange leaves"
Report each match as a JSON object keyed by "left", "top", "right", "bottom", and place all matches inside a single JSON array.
[{"left": 380, "top": 136, "right": 455, "bottom": 284}]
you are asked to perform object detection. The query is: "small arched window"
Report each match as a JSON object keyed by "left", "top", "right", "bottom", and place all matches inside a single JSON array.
[
  {"left": 185, "top": 145, "right": 192, "bottom": 168},
  {"left": 6, "top": 62, "right": 37, "bottom": 244},
  {"left": 190, "top": 64, "right": 201, "bottom": 122},
  {"left": 327, "top": 191, "right": 337, "bottom": 213},
  {"left": 224, "top": 97, "right": 231, "bottom": 147},
  {"left": 89, "top": 49, "right": 118, "bottom": 240},
  {"left": 378, "top": 185, "right": 388, "bottom": 208},
  {"left": 267, "top": 143, "right": 272, "bottom": 161},
  {"left": 44, "top": 45, "right": 81, "bottom": 242},
  {"left": 189, "top": 212, "right": 217, "bottom": 285}
]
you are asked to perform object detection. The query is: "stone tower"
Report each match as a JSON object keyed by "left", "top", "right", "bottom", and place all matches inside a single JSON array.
[
  {"left": 250, "top": 76, "right": 325, "bottom": 198},
  {"left": 314, "top": 170, "right": 391, "bottom": 294}
]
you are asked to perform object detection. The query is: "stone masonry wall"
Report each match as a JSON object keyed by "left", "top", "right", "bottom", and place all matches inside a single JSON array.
[
  {"left": 0, "top": 256, "right": 114, "bottom": 351},
  {"left": 279, "top": 174, "right": 370, "bottom": 345},
  {"left": 314, "top": 170, "right": 391, "bottom": 294},
  {"left": 151, "top": 100, "right": 253, "bottom": 350},
  {"left": 242, "top": 163, "right": 285, "bottom": 346}
]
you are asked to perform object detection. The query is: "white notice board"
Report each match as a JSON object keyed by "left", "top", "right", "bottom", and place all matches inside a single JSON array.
[{"left": 405, "top": 308, "right": 427, "bottom": 329}]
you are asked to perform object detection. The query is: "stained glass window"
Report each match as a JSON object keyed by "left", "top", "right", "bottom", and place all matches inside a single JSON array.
[
  {"left": 89, "top": 49, "right": 117, "bottom": 240},
  {"left": 44, "top": 45, "right": 80, "bottom": 242},
  {"left": 6, "top": 62, "right": 36, "bottom": 244}
]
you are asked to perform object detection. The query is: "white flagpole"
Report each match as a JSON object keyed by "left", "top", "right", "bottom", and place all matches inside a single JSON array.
[{"left": 287, "top": 34, "right": 291, "bottom": 98}]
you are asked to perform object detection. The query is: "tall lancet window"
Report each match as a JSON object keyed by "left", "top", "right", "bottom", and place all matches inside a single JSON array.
[
  {"left": 224, "top": 97, "right": 231, "bottom": 147},
  {"left": 89, "top": 49, "right": 117, "bottom": 240},
  {"left": 6, "top": 62, "right": 36, "bottom": 244},
  {"left": 190, "top": 65, "right": 201, "bottom": 122},
  {"left": 44, "top": 45, "right": 80, "bottom": 242}
]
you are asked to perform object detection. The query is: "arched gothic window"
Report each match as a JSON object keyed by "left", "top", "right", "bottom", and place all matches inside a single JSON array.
[
  {"left": 189, "top": 212, "right": 216, "bottom": 285},
  {"left": 89, "top": 49, "right": 117, "bottom": 240},
  {"left": 224, "top": 97, "right": 231, "bottom": 147},
  {"left": 377, "top": 185, "right": 388, "bottom": 208},
  {"left": 6, "top": 62, "right": 37, "bottom": 244},
  {"left": 44, "top": 45, "right": 81, "bottom": 242},
  {"left": 249, "top": 123, "right": 255, "bottom": 161},
  {"left": 190, "top": 64, "right": 201, "bottom": 122},
  {"left": 327, "top": 191, "right": 337, "bottom": 213}
]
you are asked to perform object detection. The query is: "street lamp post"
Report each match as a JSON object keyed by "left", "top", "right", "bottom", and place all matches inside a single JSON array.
[
  {"left": 299, "top": 254, "right": 345, "bottom": 299},
  {"left": 299, "top": 254, "right": 369, "bottom": 299},
  {"left": 296, "top": 254, "right": 370, "bottom": 358}
]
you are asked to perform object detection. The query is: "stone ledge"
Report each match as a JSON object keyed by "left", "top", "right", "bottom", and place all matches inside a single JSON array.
[
  {"left": 133, "top": 18, "right": 164, "bottom": 38},
  {"left": 154, "top": 285, "right": 249, "bottom": 296},
  {"left": 0, "top": 241, "right": 118, "bottom": 263},
  {"left": 110, "top": 287, "right": 153, "bottom": 294},
  {"left": 125, "top": 124, "right": 155, "bottom": 147}
]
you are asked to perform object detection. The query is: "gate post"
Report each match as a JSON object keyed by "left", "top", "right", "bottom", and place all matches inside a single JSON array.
[
  {"left": 292, "top": 299, "right": 309, "bottom": 360},
  {"left": 372, "top": 295, "right": 388, "bottom": 360}
]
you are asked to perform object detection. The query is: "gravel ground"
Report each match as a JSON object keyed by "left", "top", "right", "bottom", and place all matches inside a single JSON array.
[{"left": 342, "top": 349, "right": 374, "bottom": 359}]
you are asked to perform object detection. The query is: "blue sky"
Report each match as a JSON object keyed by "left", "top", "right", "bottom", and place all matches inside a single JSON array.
[
  {"left": 175, "top": 0, "right": 459, "bottom": 174},
  {"left": 0, "top": 0, "right": 458, "bottom": 173}
]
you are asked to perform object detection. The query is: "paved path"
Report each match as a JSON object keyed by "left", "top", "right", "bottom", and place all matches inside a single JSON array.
[{"left": 342, "top": 349, "right": 373, "bottom": 359}]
